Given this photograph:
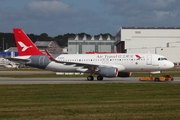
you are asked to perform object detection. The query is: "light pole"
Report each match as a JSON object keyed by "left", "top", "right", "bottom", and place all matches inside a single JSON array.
[{"left": 2, "top": 38, "right": 5, "bottom": 52}]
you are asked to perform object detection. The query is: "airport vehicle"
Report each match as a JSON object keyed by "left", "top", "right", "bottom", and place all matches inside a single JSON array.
[
  {"left": 139, "top": 74, "right": 174, "bottom": 81},
  {"left": 8, "top": 28, "right": 174, "bottom": 81}
]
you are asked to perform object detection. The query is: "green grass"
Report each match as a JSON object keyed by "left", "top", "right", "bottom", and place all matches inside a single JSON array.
[{"left": 0, "top": 84, "right": 180, "bottom": 120}]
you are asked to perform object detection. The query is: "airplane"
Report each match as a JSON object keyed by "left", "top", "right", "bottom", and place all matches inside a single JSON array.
[
  {"left": 8, "top": 28, "right": 174, "bottom": 81},
  {"left": 0, "top": 58, "right": 18, "bottom": 68}
]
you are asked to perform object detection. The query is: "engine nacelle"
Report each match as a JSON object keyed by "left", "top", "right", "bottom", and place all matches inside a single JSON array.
[
  {"left": 117, "top": 72, "right": 131, "bottom": 77},
  {"left": 99, "top": 67, "right": 118, "bottom": 77}
]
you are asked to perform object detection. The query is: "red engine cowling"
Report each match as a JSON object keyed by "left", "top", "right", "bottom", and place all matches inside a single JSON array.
[{"left": 117, "top": 72, "right": 131, "bottom": 77}]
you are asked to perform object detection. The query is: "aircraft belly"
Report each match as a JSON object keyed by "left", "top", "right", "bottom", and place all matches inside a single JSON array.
[{"left": 123, "top": 64, "right": 160, "bottom": 72}]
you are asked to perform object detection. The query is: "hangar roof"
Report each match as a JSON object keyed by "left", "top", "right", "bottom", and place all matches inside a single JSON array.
[
  {"left": 35, "top": 41, "right": 52, "bottom": 47},
  {"left": 122, "top": 27, "right": 180, "bottom": 29}
]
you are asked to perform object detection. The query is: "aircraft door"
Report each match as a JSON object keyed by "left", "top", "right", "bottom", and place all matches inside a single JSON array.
[
  {"left": 146, "top": 55, "right": 152, "bottom": 65},
  {"left": 39, "top": 56, "right": 45, "bottom": 66}
]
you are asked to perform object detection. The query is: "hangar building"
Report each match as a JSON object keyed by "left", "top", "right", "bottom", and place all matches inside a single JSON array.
[
  {"left": 115, "top": 27, "right": 180, "bottom": 65},
  {"left": 68, "top": 35, "right": 116, "bottom": 54}
]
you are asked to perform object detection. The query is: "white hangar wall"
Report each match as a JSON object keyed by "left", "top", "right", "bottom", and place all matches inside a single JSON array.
[
  {"left": 116, "top": 27, "right": 180, "bottom": 63},
  {"left": 156, "top": 47, "right": 180, "bottom": 63},
  {"left": 168, "top": 42, "right": 180, "bottom": 47},
  {"left": 127, "top": 47, "right": 155, "bottom": 54},
  {"left": 121, "top": 27, "right": 180, "bottom": 49}
]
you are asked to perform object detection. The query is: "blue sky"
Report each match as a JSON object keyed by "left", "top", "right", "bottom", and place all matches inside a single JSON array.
[{"left": 0, "top": 0, "right": 180, "bottom": 37}]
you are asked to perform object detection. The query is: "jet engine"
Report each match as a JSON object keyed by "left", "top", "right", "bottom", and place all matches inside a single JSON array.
[
  {"left": 117, "top": 72, "right": 131, "bottom": 77},
  {"left": 98, "top": 67, "right": 118, "bottom": 77}
]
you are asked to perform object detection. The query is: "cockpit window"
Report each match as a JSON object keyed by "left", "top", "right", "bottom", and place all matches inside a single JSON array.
[{"left": 158, "top": 58, "right": 167, "bottom": 61}]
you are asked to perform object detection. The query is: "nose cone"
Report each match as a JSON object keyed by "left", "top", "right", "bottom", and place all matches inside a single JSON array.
[{"left": 167, "top": 61, "right": 174, "bottom": 69}]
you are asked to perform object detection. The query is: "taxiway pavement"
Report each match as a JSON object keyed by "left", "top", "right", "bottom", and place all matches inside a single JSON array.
[
  {"left": 0, "top": 77, "right": 180, "bottom": 84},
  {"left": 0, "top": 70, "right": 180, "bottom": 84}
]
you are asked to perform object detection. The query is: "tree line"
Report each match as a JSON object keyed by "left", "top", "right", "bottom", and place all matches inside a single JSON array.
[{"left": 0, "top": 32, "right": 113, "bottom": 51}]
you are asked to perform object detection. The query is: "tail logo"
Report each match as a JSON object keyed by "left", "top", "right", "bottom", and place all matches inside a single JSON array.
[{"left": 18, "top": 41, "right": 32, "bottom": 52}]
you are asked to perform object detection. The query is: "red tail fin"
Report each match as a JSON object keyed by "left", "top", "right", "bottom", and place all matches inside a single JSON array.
[{"left": 13, "top": 28, "right": 43, "bottom": 56}]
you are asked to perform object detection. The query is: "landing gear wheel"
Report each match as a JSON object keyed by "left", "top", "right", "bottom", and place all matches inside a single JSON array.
[
  {"left": 97, "top": 75, "right": 103, "bottom": 81},
  {"left": 87, "top": 76, "right": 94, "bottom": 81}
]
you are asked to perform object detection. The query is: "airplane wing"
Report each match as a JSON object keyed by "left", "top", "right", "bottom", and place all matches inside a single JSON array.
[
  {"left": 45, "top": 50, "right": 125, "bottom": 71},
  {"left": 45, "top": 49, "right": 101, "bottom": 67}
]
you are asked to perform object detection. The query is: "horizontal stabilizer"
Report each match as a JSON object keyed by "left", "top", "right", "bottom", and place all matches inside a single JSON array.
[{"left": 6, "top": 57, "right": 30, "bottom": 64}]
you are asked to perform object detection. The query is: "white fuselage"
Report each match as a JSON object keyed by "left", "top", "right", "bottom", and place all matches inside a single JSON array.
[{"left": 43, "top": 53, "right": 174, "bottom": 72}]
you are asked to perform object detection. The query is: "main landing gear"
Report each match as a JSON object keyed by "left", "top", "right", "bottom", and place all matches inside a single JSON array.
[
  {"left": 87, "top": 75, "right": 103, "bottom": 81},
  {"left": 87, "top": 66, "right": 103, "bottom": 81},
  {"left": 87, "top": 75, "right": 94, "bottom": 81}
]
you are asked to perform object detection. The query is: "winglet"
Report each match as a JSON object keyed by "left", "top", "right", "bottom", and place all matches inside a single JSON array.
[
  {"left": 45, "top": 49, "right": 54, "bottom": 61},
  {"left": 13, "top": 28, "right": 43, "bottom": 56}
]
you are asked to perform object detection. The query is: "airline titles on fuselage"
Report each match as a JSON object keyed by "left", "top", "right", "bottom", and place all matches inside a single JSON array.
[
  {"left": 56, "top": 54, "right": 145, "bottom": 61},
  {"left": 96, "top": 54, "right": 134, "bottom": 59}
]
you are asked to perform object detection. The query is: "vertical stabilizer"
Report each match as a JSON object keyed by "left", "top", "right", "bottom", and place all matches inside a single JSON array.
[{"left": 13, "top": 28, "right": 43, "bottom": 56}]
